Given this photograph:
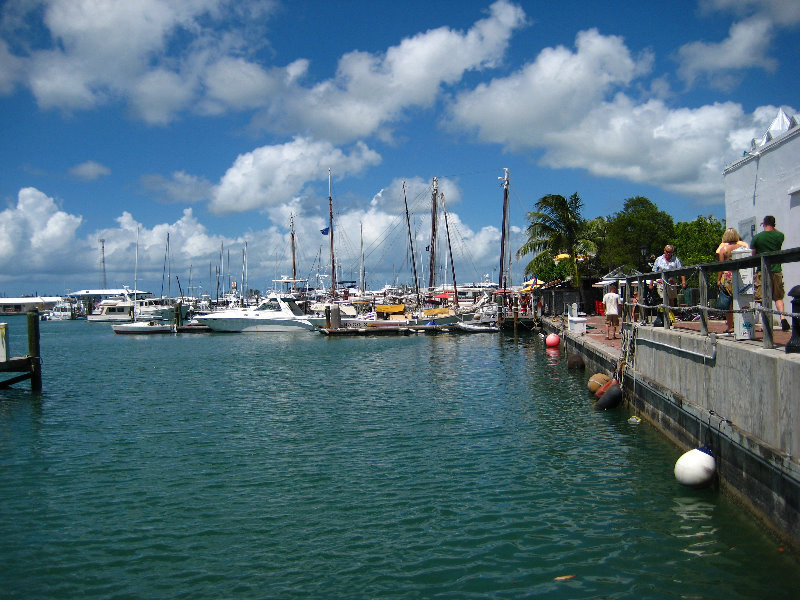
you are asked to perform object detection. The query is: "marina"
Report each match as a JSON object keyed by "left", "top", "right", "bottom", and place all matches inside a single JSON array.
[
  {"left": 1, "top": 316, "right": 800, "bottom": 598},
  {"left": 1, "top": 4, "right": 798, "bottom": 597}
]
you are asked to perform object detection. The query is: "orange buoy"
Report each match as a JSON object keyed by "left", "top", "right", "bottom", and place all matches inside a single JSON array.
[{"left": 587, "top": 373, "right": 610, "bottom": 393}]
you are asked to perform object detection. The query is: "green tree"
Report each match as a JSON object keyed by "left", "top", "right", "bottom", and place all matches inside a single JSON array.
[
  {"left": 582, "top": 216, "right": 609, "bottom": 278},
  {"left": 673, "top": 215, "right": 726, "bottom": 266},
  {"left": 516, "top": 193, "right": 596, "bottom": 287},
  {"left": 602, "top": 197, "right": 674, "bottom": 271}
]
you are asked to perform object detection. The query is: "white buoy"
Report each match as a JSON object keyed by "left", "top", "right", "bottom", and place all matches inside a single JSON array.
[{"left": 674, "top": 447, "right": 716, "bottom": 488}]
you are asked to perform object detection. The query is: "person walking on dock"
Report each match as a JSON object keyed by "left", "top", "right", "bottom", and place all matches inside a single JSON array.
[
  {"left": 751, "top": 215, "right": 790, "bottom": 331},
  {"left": 602, "top": 284, "right": 622, "bottom": 340}
]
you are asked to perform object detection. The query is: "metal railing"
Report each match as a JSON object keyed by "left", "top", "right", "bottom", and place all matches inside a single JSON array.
[{"left": 621, "top": 247, "right": 800, "bottom": 349}]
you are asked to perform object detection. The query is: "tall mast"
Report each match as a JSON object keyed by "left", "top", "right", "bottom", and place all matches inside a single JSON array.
[
  {"left": 166, "top": 232, "right": 171, "bottom": 298},
  {"left": 290, "top": 214, "right": 297, "bottom": 292},
  {"left": 359, "top": 222, "right": 365, "bottom": 293},
  {"left": 403, "top": 181, "right": 420, "bottom": 305},
  {"left": 133, "top": 227, "right": 139, "bottom": 320},
  {"left": 328, "top": 168, "right": 336, "bottom": 299},
  {"left": 498, "top": 168, "right": 510, "bottom": 290},
  {"left": 428, "top": 177, "right": 438, "bottom": 291},
  {"left": 442, "top": 193, "right": 459, "bottom": 307},
  {"left": 242, "top": 243, "right": 247, "bottom": 302},
  {"left": 498, "top": 168, "right": 510, "bottom": 324}
]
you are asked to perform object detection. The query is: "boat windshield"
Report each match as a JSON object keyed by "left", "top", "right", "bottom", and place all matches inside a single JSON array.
[
  {"left": 284, "top": 299, "right": 305, "bottom": 316},
  {"left": 256, "top": 300, "right": 281, "bottom": 312}
]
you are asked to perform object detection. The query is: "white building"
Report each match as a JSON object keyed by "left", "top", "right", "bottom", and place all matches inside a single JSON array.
[{"left": 723, "top": 107, "right": 800, "bottom": 311}]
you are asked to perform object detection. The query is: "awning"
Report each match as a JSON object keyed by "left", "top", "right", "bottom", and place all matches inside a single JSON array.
[
  {"left": 432, "top": 293, "right": 453, "bottom": 299},
  {"left": 375, "top": 304, "right": 405, "bottom": 314}
]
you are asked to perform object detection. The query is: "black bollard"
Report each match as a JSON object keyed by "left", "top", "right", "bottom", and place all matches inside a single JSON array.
[{"left": 786, "top": 285, "right": 800, "bottom": 354}]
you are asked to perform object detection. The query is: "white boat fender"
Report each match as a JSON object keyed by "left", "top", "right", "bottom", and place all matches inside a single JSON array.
[
  {"left": 594, "top": 384, "right": 622, "bottom": 409},
  {"left": 674, "top": 446, "right": 716, "bottom": 488},
  {"left": 628, "top": 416, "right": 641, "bottom": 425}
]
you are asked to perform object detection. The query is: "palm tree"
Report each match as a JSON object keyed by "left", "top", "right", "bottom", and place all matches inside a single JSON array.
[{"left": 516, "top": 193, "right": 595, "bottom": 288}]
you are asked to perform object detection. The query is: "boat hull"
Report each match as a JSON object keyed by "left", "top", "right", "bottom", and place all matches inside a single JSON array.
[
  {"left": 112, "top": 322, "right": 174, "bottom": 334},
  {"left": 195, "top": 315, "right": 315, "bottom": 333}
]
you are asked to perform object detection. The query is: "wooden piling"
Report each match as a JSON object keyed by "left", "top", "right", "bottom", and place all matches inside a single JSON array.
[
  {"left": 0, "top": 310, "right": 42, "bottom": 391},
  {"left": 27, "top": 309, "right": 42, "bottom": 391}
]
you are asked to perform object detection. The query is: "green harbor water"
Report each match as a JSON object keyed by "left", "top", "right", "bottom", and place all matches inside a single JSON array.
[{"left": 1, "top": 317, "right": 798, "bottom": 599}]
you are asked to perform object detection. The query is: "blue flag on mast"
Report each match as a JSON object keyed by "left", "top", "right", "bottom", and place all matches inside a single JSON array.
[{"left": 320, "top": 227, "right": 330, "bottom": 235}]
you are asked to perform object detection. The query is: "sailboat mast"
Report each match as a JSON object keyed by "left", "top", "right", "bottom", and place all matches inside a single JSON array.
[
  {"left": 428, "top": 177, "right": 438, "bottom": 291},
  {"left": 241, "top": 244, "right": 247, "bottom": 303},
  {"left": 167, "top": 232, "right": 171, "bottom": 299},
  {"left": 133, "top": 226, "right": 139, "bottom": 320},
  {"left": 290, "top": 215, "right": 297, "bottom": 292},
  {"left": 498, "top": 168, "right": 510, "bottom": 290},
  {"left": 403, "top": 181, "right": 420, "bottom": 305},
  {"left": 442, "top": 193, "right": 459, "bottom": 307},
  {"left": 498, "top": 168, "right": 510, "bottom": 325},
  {"left": 359, "top": 222, "right": 365, "bottom": 293},
  {"left": 328, "top": 169, "right": 336, "bottom": 299}
]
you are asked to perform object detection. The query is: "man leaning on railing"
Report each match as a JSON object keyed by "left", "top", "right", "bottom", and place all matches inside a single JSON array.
[{"left": 752, "top": 215, "right": 790, "bottom": 332}]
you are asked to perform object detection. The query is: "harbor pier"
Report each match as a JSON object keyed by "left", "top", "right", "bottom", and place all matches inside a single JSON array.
[{"left": 543, "top": 313, "right": 800, "bottom": 549}]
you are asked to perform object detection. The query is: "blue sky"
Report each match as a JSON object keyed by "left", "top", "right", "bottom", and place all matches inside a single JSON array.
[{"left": 1, "top": 0, "right": 798, "bottom": 297}]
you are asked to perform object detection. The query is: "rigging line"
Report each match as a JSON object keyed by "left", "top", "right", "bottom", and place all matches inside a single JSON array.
[
  {"left": 448, "top": 220, "right": 483, "bottom": 282},
  {"left": 355, "top": 183, "right": 432, "bottom": 265},
  {"left": 343, "top": 182, "right": 435, "bottom": 273}
]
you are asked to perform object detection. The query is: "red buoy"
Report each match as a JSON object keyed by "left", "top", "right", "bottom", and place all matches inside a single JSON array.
[{"left": 545, "top": 333, "right": 560, "bottom": 347}]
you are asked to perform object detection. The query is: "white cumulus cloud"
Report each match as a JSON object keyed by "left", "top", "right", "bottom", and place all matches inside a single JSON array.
[{"left": 211, "top": 137, "right": 382, "bottom": 215}]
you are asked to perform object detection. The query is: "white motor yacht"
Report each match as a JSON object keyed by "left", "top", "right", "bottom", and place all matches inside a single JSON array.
[{"left": 195, "top": 293, "right": 315, "bottom": 332}]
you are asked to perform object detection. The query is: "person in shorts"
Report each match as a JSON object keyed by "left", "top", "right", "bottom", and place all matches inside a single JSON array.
[
  {"left": 602, "top": 284, "right": 622, "bottom": 340},
  {"left": 751, "top": 215, "right": 789, "bottom": 331}
]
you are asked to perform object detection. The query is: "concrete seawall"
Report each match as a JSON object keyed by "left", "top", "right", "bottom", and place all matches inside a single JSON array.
[{"left": 542, "top": 316, "right": 800, "bottom": 548}]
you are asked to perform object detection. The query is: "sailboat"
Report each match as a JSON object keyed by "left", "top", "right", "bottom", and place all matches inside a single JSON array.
[{"left": 113, "top": 228, "right": 175, "bottom": 335}]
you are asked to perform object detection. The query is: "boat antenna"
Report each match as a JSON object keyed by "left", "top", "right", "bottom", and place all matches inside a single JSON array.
[{"left": 99, "top": 238, "right": 107, "bottom": 289}]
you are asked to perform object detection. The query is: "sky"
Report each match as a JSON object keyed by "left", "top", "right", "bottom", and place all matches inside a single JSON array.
[{"left": 1, "top": 0, "right": 798, "bottom": 297}]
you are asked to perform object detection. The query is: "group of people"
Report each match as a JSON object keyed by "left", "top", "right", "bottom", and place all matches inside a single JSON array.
[
  {"left": 717, "top": 214, "right": 789, "bottom": 333},
  {"left": 600, "top": 214, "right": 789, "bottom": 337}
]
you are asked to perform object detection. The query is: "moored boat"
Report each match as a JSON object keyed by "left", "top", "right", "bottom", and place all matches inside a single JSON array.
[
  {"left": 112, "top": 320, "right": 175, "bottom": 334},
  {"left": 195, "top": 293, "right": 315, "bottom": 332}
]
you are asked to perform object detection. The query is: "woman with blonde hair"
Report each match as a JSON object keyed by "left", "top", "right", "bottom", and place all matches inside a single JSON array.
[{"left": 716, "top": 228, "right": 749, "bottom": 333}]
